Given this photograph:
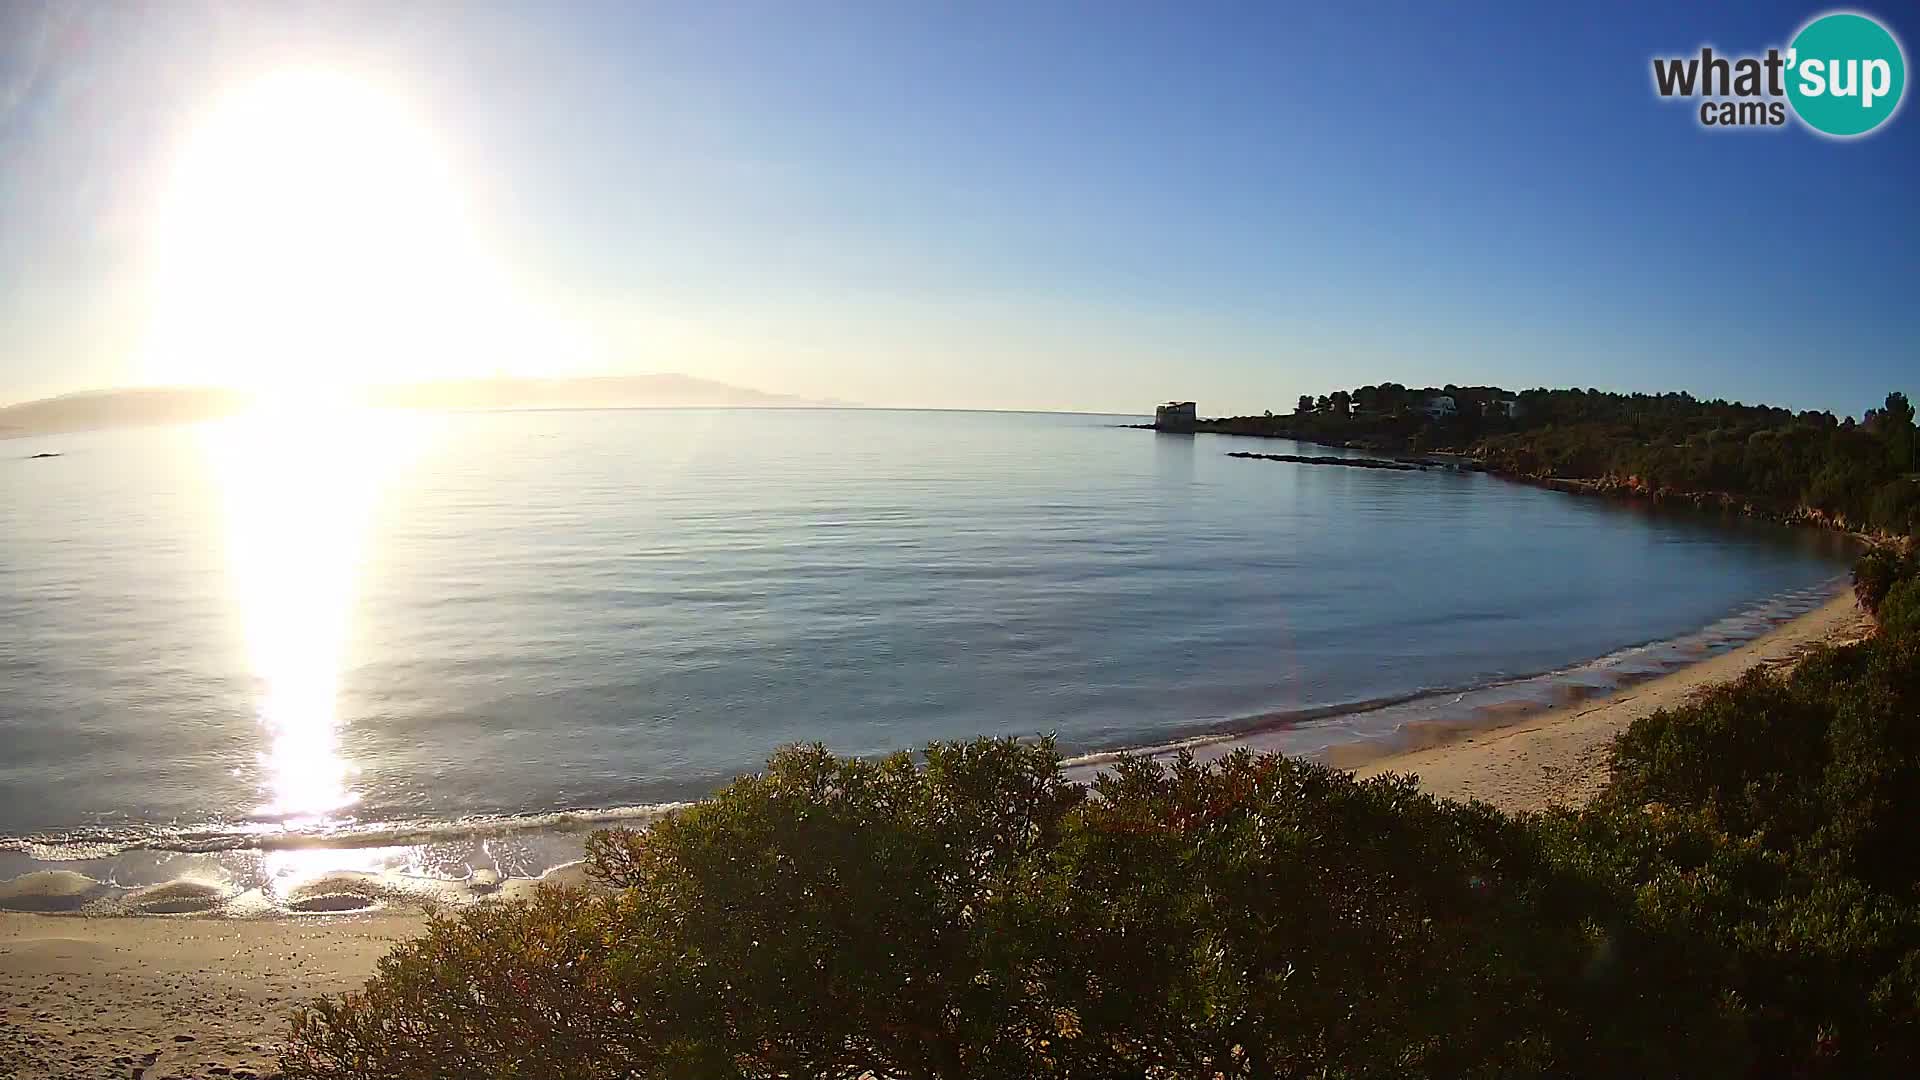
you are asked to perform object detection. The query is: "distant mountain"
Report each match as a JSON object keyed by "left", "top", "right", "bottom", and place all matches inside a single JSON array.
[
  {"left": 366, "top": 374, "right": 834, "bottom": 411},
  {"left": 0, "top": 375, "right": 839, "bottom": 439},
  {"left": 0, "top": 386, "right": 251, "bottom": 439}
]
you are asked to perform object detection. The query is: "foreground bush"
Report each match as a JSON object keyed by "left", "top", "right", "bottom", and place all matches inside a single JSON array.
[
  {"left": 287, "top": 887, "right": 643, "bottom": 1080},
  {"left": 1879, "top": 576, "right": 1920, "bottom": 635},
  {"left": 1607, "top": 630, "right": 1920, "bottom": 892},
  {"left": 1594, "top": 561, "right": 1920, "bottom": 1072},
  {"left": 287, "top": 741, "right": 1729, "bottom": 1078},
  {"left": 1854, "top": 545, "right": 1917, "bottom": 613}
]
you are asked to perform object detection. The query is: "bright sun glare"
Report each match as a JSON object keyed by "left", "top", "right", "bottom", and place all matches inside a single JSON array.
[
  {"left": 142, "top": 69, "right": 569, "bottom": 401},
  {"left": 204, "top": 400, "right": 437, "bottom": 826},
  {"left": 202, "top": 407, "right": 441, "bottom": 852},
  {"left": 149, "top": 70, "right": 489, "bottom": 825}
]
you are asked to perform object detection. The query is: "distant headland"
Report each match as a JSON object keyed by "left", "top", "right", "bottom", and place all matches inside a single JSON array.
[
  {"left": 0, "top": 375, "right": 841, "bottom": 440},
  {"left": 1140, "top": 384, "right": 1919, "bottom": 542}
]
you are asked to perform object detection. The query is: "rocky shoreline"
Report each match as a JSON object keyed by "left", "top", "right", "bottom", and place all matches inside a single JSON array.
[
  {"left": 1224, "top": 451, "right": 1430, "bottom": 471},
  {"left": 1515, "top": 473, "right": 1896, "bottom": 539}
]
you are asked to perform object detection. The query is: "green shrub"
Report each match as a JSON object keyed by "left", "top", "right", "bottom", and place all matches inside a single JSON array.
[
  {"left": 1602, "top": 667, "right": 1831, "bottom": 843},
  {"left": 287, "top": 743, "right": 1728, "bottom": 1078},
  {"left": 583, "top": 737, "right": 1086, "bottom": 1079},
  {"left": 1589, "top": 569, "right": 1920, "bottom": 1072},
  {"left": 1879, "top": 577, "right": 1920, "bottom": 636},
  {"left": 1041, "top": 754, "right": 1720, "bottom": 1076},
  {"left": 1811, "top": 634, "right": 1920, "bottom": 892},
  {"left": 1603, "top": 625, "right": 1920, "bottom": 892},
  {"left": 1853, "top": 547, "right": 1917, "bottom": 613},
  {"left": 284, "top": 887, "right": 652, "bottom": 1080},
  {"left": 1589, "top": 809, "right": 1920, "bottom": 1073}
]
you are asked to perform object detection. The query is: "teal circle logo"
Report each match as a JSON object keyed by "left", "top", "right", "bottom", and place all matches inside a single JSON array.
[{"left": 1787, "top": 12, "right": 1906, "bottom": 136}]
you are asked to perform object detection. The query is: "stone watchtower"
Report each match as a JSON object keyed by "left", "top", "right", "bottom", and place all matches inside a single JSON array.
[{"left": 1154, "top": 401, "right": 1197, "bottom": 432}]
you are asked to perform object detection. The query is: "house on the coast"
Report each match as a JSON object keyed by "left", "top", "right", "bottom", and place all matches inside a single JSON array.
[
  {"left": 1155, "top": 401, "right": 1197, "bottom": 431},
  {"left": 1484, "top": 397, "right": 1521, "bottom": 419},
  {"left": 1421, "top": 394, "right": 1457, "bottom": 419}
]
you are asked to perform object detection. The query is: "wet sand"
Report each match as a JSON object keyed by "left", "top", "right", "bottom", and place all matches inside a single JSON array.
[{"left": 1348, "top": 590, "right": 1872, "bottom": 812}]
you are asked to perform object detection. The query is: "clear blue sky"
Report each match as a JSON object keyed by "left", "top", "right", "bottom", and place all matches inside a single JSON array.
[{"left": 1, "top": 1, "right": 1914, "bottom": 415}]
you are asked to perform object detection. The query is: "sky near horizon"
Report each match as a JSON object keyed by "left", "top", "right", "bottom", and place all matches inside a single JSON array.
[{"left": 1, "top": 1, "right": 1915, "bottom": 417}]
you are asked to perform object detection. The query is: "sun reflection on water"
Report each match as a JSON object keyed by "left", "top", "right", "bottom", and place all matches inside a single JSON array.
[{"left": 203, "top": 404, "right": 432, "bottom": 830}]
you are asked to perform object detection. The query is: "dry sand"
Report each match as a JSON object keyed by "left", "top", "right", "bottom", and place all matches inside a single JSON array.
[
  {"left": 0, "top": 913, "right": 423, "bottom": 1079},
  {"left": 0, "top": 592, "right": 1874, "bottom": 1077},
  {"left": 1349, "top": 590, "right": 1873, "bottom": 812}
]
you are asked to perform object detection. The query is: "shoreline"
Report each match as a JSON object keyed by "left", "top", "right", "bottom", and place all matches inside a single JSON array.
[
  {"left": 1062, "top": 578, "right": 1852, "bottom": 783},
  {"left": 1342, "top": 589, "right": 1872, "bottom": 812},
  {"left": 0, "top": 590, "right": 1874, "bottom": 1076},
  {"left": 4, "top": 580, "right": 1857, "bottom": 919}
]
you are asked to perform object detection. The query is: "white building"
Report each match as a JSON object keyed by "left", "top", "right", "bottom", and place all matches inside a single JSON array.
[{"left": 1421, "top": 394, "right": 1457, "bottom": 419}]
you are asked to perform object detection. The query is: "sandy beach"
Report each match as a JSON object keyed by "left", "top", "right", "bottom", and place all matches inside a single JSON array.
[
  {"left": 1348, "top": 589, "right": 1872, "bottom": 812},
  {"left": 0, "top": 590, "right": 1875, "bottom": 1078},
  {"left": 0, "top": 913, "right": 422, "bottom": 1079}
]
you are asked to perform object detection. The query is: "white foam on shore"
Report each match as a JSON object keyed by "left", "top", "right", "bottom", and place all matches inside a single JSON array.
[
  {"left": 1, "top": 856, "right": 608, "bottom": 919},
  {"left": 0, "top": 801, "right": 691, "bottom": 864}
]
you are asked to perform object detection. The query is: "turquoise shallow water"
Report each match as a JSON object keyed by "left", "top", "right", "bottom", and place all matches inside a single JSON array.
[{"left": 0, "top": 408, "right": 1851, "bottom": 909}]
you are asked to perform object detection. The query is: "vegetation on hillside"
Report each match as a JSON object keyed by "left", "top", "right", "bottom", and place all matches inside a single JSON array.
[
  {"left": 1213, "top": 386, "right": 1919, "bottom": 538},
  {"left": 286, "top": 550, "right": 1920, "bottom": 1079}
]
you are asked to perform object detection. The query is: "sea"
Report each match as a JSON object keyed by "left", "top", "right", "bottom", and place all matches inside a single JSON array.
[{"left": 0, "top": 407, "right": 1853, "bottom": 914}]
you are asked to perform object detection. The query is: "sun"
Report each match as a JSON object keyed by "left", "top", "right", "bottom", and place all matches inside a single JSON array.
[{"left": 140, "top": 69, "right": 558, "bottom": 403}]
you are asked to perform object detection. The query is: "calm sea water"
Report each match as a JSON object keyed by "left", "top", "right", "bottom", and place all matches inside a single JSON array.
[{"left": 0, "top": 408, "right": 1851, "bottom": 910}]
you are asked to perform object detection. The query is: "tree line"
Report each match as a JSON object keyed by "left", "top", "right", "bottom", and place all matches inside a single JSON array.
[{"left": 1262, "top": 385, "right": 1919, "bottom": 539}]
